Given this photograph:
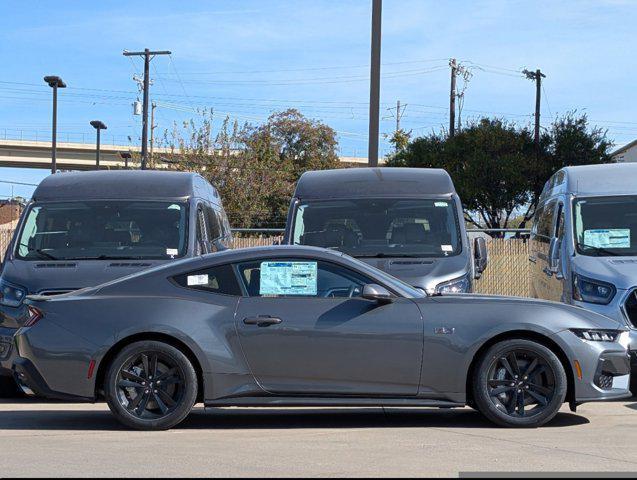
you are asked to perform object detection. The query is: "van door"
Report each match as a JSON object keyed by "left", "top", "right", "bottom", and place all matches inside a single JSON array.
[
  {"left": 532, "top": 198, "right": 557, "bottom": 300},
  {"left": 546, "top": 201, "right": 566, "bottom": 302}
]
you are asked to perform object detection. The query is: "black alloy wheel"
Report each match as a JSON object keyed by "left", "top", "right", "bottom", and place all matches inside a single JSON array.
[
  {"left": 105, "top": 341, "right": 198, "bottom": 430},
  {"left": 473, "top": 339, "right": 567, "bottom": 428},
  {"left": 486, "top": 349, "right": 555, "bottom": 418},
  {"left": 116, "top": 351, "right": 185, "bottom": 419}
]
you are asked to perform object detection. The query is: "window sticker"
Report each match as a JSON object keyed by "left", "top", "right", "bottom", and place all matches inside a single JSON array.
[
  {"left": 434, "top": 201, "right": 449, "bottom": 208},
  {"left": 441, "top": 244, "right": 453, "bottom": 252},
  {"left": 583, "top": 229, "right": 631, "bottom": 249},
  {"left": 260, "top": 261, "right": 318, "bottom": 296},
  {"left": 166, "top": 248, "right": 179, "bottom": 257},
  {"left": 187, "top": 274, "right": 209, "bottom": 286}
]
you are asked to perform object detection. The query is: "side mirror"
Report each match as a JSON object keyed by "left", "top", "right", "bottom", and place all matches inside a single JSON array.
[
  {"left": 362, "top": 284, "right": 393, "bottom": 304},
  {"left": 473, "top": 237, "right": 488, "bottom": 279},
  {"left": 548, "top": 237, "right": 561, "bottom": 273}
]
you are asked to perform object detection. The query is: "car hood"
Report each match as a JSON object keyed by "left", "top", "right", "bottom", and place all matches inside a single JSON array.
[
  {"left": 421, "top": 293, "right": 625, "bottom": 331},
  {"left": 573, "top": 255, "right": 637, "bottom": 290},
  {"left": 0, "top": 258, "right": 167, "bottom": 295},
  {"left": 357, "top": 254, "right": 469, "bottom": 291}
]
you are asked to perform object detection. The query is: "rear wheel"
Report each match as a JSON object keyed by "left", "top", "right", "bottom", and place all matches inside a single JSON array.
[
  {"left": 473, "top": 339, "right": 567, "bottom": 428},
  {"left": 104, "top": 341, "right": 197, "bottom": 430}
]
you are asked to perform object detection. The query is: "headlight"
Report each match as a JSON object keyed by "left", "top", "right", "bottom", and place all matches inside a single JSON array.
[
  {"left": 618, "top": 331, "right": 631, "bottom": 350},
  {"left": 435, "top": 274, "right": 471, "bottom": 294},
  {"left": 573, "top": 273, "right": 616, "bottom": 305},
  {"left": 570, "top": 329, "right": 622, "bottom": 342},
  {"left": 0, "top": 278, "right": 27, "bottom": 307}
]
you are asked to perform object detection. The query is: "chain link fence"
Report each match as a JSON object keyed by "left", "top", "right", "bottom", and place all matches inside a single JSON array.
[{"left": 0, "top": 228, "right": 531, "bottom": 297}]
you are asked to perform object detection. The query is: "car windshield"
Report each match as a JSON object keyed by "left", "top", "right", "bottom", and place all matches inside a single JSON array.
[
  {"left": 292, "top": 198, "right": 461, "bottom": 258},
  {"left": 16, "top": 200, "right": 189, "bottom": 261},
  {"left": 574, "top": 195, "right": 637, "bottom": 257}
]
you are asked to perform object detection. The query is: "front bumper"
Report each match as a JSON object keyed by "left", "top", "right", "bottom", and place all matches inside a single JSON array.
[
  {"left": 0, "top": 326, "right": 18, "bottom": 377},
  {"left": 553, "top": 329, "right": 632, "bottom": 402}
]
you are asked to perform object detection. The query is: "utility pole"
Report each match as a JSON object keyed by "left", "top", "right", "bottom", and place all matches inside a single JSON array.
[
  {"left": 149, "top": 102, "right": 156, "bottom": 167},
  {"left": 523, "top": 68, "right": 546, "bottom": 150},
  {"left": 449, "top": 59, "right": 457, "bottom": 137},
  {"left": 123, "top": 49, "right": 171, "bottom": 169},
  {"left": 368, "top": 0, "right": 382, "bottom": 167}
]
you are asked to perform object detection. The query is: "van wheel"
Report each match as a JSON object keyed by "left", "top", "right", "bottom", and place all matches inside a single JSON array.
[
  {"left": 104, "top": 341, "right": 197, "bottom": 431},
  {"left": 472, "top": 339, "right": 567, "bottom": 428}
]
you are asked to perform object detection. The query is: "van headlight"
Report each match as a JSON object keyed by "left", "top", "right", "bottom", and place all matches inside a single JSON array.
[
  {"left": 0, "top": 278, "right": 27, "bottom": 307},
  {"left": 618, "top": 331, "right": 631, "bottom": 350},
  {"left": 572, "top": 273, "right": 616, "bottom": 305},
  {"left": 435, "top": 274, "right": 471, "bottom": 294}
]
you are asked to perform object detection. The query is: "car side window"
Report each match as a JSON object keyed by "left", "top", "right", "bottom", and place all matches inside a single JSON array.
[
  {"left": 236, "top": 259, "right": 371, "bottom": 298},
  {"left": 173, "top": 263, "right": 242, "bottom": 296},
  {"left": 204, "top": 203, "right": 222, "bottom": 242},
  {"left": 196, "top": 206, "right": 208, "bottom": 255}
]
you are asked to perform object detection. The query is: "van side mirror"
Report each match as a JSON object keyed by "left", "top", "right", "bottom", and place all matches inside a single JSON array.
[
  {"left": 473, "top": 237, "right": 488, "bottom": 279},
  {"left": 362, "top": 284, "right": 393, "bottom": 304},
  {"left": 548, "top": 237, "right": 561, "bottom": 273}
]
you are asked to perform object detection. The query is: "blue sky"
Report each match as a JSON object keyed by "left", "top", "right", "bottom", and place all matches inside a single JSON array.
[{"left": 1, "top": 0, "right": 636, "bottom": 199}]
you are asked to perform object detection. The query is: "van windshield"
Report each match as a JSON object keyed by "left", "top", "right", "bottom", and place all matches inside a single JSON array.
[
  {"left": 16, "top": 201, "right": 188, "bottom": 261},
  {"left": 574, "top": 196, "right": 637, "bottom": 257},
  {"left": 292, "top": 198, "right": 461, "bottom": 258}
]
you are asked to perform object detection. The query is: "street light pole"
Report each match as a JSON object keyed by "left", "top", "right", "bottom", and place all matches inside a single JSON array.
[
  {"left": 90, "top": 120, "right": 107, "bottom": 169},
  {"left": 367, "top": 0, "right": 382, "bottom": 167},
  {"left": 44, "top": 76, "right": 66, "bottom": 174}
]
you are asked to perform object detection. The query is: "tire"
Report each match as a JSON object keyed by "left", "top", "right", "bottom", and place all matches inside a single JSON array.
[
  {"left": 472, "top": 339, "right": 567, "bottom": 428},
  {"left": 0, "top": 375, "right": 22, "bottom": 398},
  {"left": 104, "top": 341, "right": 198, "bottom": 431}
]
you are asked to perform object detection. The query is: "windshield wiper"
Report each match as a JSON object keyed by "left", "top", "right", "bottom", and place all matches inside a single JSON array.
[
  {"left": 357, "top": 253, "right": 423, "bottom": 258},
  {"left": 19, "top": 243, "right": 60, "bottom": 260},
  {"left": 576, "top": 243, "right": 621, "bottom": 257},
  {"left": 70, "top": 255, "right": 148, "bottom": 261}
]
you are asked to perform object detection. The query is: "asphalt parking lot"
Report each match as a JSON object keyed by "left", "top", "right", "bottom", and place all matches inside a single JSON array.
[{"left": 2, "top": 400, "right": 637, "bottom": 477}]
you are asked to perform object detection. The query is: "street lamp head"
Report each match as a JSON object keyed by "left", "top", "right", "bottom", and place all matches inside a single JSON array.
[
  {"left": 90, "top": 120, "right": 107, "bottom": 130},
  {"left": 44, "top": 76, "right": 66, "bottom": 88}
]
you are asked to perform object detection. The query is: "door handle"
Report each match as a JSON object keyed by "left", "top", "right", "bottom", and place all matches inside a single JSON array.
[{"left": 243, "top": 316, "right": 282, "bottom": 327}]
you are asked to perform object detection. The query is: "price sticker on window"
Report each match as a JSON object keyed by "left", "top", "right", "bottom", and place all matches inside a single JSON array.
[{"left": 260, "top": 261, "right": 318, "bottom": 296}]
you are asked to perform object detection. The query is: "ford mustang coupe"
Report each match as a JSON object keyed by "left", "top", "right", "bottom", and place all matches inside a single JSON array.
[{"left": 12, "top": 246, "right": 631, "bottom": 430}]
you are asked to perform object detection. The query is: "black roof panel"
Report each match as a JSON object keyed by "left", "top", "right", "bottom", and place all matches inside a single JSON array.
[
  {"left": 32, "top": 170, "right": 204, "bottom": 201},
  {"left": 294, "top": 167, "right": 455, "bottom": 199}
]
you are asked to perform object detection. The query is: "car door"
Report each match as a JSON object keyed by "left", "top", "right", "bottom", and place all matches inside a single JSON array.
[{"left": 233, "top": 257, "right": 424, "bottom": 396}]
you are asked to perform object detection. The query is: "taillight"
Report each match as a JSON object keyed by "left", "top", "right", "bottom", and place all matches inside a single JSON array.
[{"left": 24, "top": 306, "right": 43, "bottom": 327}]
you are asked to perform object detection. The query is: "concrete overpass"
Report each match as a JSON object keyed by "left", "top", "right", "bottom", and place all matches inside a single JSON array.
[{"left": 0, "top": 139, "right": 377, "bottom": 171}]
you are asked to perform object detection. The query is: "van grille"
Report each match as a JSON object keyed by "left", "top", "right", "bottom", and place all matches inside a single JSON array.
[
  {"left": 34, "top": 263, "right": 77, "bottom": 269},
  {"left": 624, "top": 289, "right": 637, "bottom": 328}
]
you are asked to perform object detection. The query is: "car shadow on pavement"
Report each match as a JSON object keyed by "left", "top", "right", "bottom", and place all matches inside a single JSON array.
[{"left": 0, "top": 405, "right": 589, "bottom": 431}]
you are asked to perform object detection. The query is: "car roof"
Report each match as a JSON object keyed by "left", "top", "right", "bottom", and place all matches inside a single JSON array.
[
  {"left": 562, "top": 163, "right": 637, "bottom": 197},
  {"left": 32, "top": 170, "right": 210, "bottom": 202},
  {"left": 293, "top": 167, "right": 456, "bottom": 200}
]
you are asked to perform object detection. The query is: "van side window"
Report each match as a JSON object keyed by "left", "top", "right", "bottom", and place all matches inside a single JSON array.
[
  {"left": 555, "top": 203, "right": 565, "bottom": 239},
  {"left": 537, "top": 199, "right": 556, "bottom": 242},
  {"left": 196, "top": 207, "right": 208, "bottom": 255},
  {"left": 204, "top": 204, "right": 222, "bottom": 242},
  {"left": 173, "top": 264, "right": 242, "bottom": 296}
]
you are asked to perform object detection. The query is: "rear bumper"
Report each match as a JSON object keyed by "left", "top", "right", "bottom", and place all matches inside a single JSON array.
[{"left": 12, "top": 357, "right": 92, "bottom": 402}]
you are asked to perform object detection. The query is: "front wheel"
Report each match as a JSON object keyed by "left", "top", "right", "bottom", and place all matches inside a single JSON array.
[
  {"left": 472, "top": 339, "right": 567, "bottom": 428},
  {"left": 104, "top": 341, "right": 198, "bottom": 430}
]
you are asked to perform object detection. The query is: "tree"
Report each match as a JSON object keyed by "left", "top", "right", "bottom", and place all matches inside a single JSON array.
[
  {"left": 161, "top": 109, "right": 340, "bottom": 229},
  {"left": 387, "top": 114, "right": 613, "bottom": 234}
]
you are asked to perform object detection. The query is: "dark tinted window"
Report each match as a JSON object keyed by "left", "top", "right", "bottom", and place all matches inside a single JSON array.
[
  {"left": 173, "top": 263, "right": 242, "bottom": 296},
  {"left": 17, "top": 200, "right": 188, "bottom": 261},
  {"left": 236, "top": 259, "right": 372, "bottom": 298},
  {"left": 292, "top": 198, "right": 461, "bottom": 258}
]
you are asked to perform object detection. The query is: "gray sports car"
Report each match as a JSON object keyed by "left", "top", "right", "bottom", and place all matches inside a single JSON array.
[{"left": 12, "top": 246, "right": 631, "bottom": 430}]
